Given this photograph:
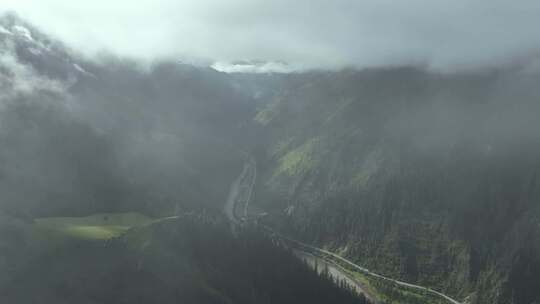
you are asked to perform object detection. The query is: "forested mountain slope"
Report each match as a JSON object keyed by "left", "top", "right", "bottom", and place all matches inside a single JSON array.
[
  {"left": 253, "top": 67, "right": 540, "bottom": 304},
  {"left": 1, "top": 16, "right": 369, "bottom": 304},
  {"left": 0, "top": 13, "right": 252, "bottom": 218},
  {"left": 0, "top": 215, "right": 367, "bottom": 304},
  {"left": 2, "top": 12, "right": 540, "bottom": 304}
]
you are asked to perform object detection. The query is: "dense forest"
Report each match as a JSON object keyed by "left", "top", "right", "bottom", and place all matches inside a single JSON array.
[
  {"left": 251, "top": 68, "right": 540, "bottom": 304},
  {"left": 2, "top": 11, "right": 540, "bottom": 304},
  {"left": 0, "top": 15, "right": 368, "bottom": 304},
  {"left": 0, "top": 215, "right": 368, "bottom": 304}
]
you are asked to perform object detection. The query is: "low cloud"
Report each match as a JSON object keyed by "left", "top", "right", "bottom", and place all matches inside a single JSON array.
[
  {"left": 2, "top": 0, "right": 540, "bottom": 71},
  {"left": 0, "top": 41, "right": 68, "bottom": 108}
]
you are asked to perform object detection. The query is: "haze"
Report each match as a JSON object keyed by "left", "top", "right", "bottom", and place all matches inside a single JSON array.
[
  {"left": 3, "top": 0, "right": 540, "bottom": 70},
  {"left": 2, "top": 3, "right": 540, "bottom": 304}
]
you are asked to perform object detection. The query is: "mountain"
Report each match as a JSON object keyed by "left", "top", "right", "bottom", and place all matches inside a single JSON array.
[
  {"left": 0, "top": 14, "right": 369, "bottom": 304},
  {"left": 0, "top": 214, "right": 367, "bottom": 304},
  {"left": 212, "top": 60, "right": 294, "bottom": 74},
  {"left": 251, "top": 67, "right": 540, "bottom": 304},
  {"left": 0, "top": 13, "right": 253, "bottom": 218},
  {"left": 2, "top": 13, "right": 540, "bottom": 304}
]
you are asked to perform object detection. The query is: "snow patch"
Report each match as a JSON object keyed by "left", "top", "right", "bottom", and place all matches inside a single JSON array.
[
  {"left": 212, "top": 61, "right": 297, "bottom": 74},
  {"left": 0, "top": 25, "right": 12, "bottom": 36},
  {"left": 12, "top": 25, "right": 34, "bottom": 41},
  {"left": 73, "top": 63, "right": 97, "bottom": 78}
]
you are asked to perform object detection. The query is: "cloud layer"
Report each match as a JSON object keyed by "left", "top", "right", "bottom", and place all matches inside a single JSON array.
[{"left": 2, "top": 0, "right": 540, "bottom": 70}]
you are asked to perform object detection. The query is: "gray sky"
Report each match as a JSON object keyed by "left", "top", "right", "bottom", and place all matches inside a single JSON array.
[{"left": 3, "top": 0, "right": 540, "bottom": 70}]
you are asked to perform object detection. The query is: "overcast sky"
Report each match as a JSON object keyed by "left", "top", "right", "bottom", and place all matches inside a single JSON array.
[{"left": 3, "top": 0, "right": 540, "bottom": 70}]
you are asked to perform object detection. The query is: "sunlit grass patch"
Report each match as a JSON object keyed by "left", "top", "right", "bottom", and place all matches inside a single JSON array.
[
  {"left": 60, "top": 225, "right": 130, "bottom": 240},
  {"left": 33, "top": 212, "right": 154, "bottom": 241},
  {"left": 273, "top": 137, "right": 321, "bottom": 177}
]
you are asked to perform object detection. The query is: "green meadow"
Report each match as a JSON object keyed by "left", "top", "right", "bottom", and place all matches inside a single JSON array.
[{"left": 32, "top": 212, "right": 154, "bottom": 242}]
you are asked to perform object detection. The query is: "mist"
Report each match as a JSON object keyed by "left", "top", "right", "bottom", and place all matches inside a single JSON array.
[
  {"left": 1, "top": 9, "right": 539, "bottom": 219},
  {"left": 3, "top": 0, "right": 540, "bottom": 70},
  {"left": 1, "top": 5, "right": 540, "bottom": 304},
  {"left": 0, "top": 18, "right": 252, "bottom": 218}
]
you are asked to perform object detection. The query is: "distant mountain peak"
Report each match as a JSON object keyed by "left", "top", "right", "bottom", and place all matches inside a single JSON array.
[
  {"left": 211, "top": 60, "right": 295, "bottom": 74},
  {"left": 0, "top": 13, "right": 96, "bottom": 88}
]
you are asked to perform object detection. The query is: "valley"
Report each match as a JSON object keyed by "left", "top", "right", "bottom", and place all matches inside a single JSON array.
[{"left": 1, "top": 10, "right": 540, "bottom": 304}]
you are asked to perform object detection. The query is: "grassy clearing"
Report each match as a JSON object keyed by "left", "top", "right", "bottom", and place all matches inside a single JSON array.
[
  {"left": 33, "top": 212, "right": 154, "bottom": 242},
  {"left": 274, "top": 137, "right": 321, "bottom": 177}
]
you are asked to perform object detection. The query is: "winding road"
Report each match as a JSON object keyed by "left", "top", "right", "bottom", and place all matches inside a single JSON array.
[{"left": 223, "top": 155, "right": 462, "bottom": 304}]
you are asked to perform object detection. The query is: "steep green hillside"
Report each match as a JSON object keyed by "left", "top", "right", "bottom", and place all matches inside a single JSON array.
[{"left": 253, "top": 68, "right": 540, "bottom": 304}]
